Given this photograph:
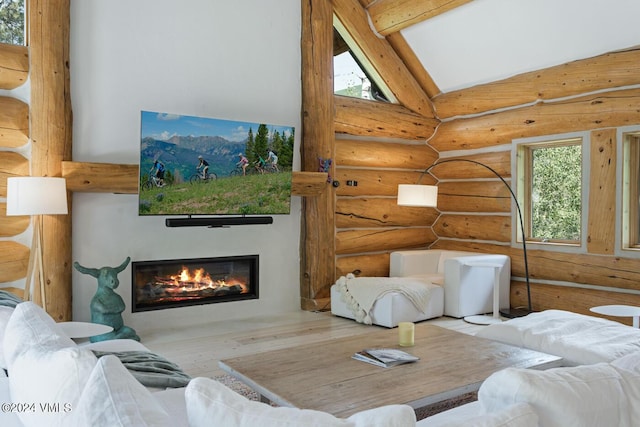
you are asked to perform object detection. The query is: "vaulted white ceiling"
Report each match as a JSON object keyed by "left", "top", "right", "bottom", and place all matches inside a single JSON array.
[{"left": 401, "top": 0, "right": 640, "bottom": 93}]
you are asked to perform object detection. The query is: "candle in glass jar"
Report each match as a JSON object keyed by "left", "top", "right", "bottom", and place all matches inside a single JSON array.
[{"left": 398, "top": 322, "right": 415, "bottom": 347}]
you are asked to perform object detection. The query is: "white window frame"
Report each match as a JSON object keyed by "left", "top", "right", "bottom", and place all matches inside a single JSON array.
[{"left": 512, "top": 131, "right": 590, "bottom": 254}]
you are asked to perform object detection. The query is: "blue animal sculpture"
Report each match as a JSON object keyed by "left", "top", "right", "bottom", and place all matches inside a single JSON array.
[{"left": 73, "top": 257, "right": 140, "bottom": 342}]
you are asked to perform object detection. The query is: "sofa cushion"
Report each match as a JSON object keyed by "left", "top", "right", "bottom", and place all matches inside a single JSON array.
[
  {"left": 0, "top": 306, "right": 13, "bottom": 370},
  {"left": 346, "top": 405, "right": 417, "bottom": 427},
  {"left": 70, "top": 355, "right": 172, "bottom": 427},
  {"left": 3, "top": 302, "right": 98, "bottom": 427},
  {"left": 478, "top": 363, "right": 630, "bottom": 427},
  {"left": 0, "top": 290, "right": 22, "bottom": 371},
  {"left": 475, "top": 309, "right": 640, "bottom": 365},
  {"left": 610, "top": 352, "right": 640, "bottom": 422},
  {"left": 434, "top": 402, "right": 539, "bottom": 427},
  {"left": 185, "top": 377, "right": 416, "bottom": 427},
  {"left": 3, "top": 302, "right": 76, "bottom": 362}
]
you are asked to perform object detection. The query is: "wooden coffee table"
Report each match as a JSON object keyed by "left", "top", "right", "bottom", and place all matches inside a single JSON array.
[{"left": 219, "top": 324, "right": 562, "bottom": 418}]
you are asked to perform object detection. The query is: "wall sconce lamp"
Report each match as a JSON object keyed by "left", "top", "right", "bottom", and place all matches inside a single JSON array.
[
  {"left": 397, "top": 159, "right": 532, "bottom": 318},
  {"left": 6, "top": 177, "right": 69, "bottom": 308}
]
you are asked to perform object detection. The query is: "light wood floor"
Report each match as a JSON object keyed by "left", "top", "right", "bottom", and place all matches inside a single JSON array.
[{"left": 142, "top": 310, "right": 483, "bottom": 378}]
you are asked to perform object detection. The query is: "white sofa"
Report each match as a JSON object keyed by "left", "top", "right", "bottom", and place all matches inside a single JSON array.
[
  {"left": 419, "top": 310, "right": 640, "bottom": 426},
  {"left": 331, "top": 250, "right": 511, "bottom": 327},
  {"left": 4, "top": 298, "right": 640, "bottom": 426},
  {"left": 418, "top": 350, "right": 640, "bottom": 427},
  {"left": 0, "top": 301, "right": 416, "bottom": 427},
  {"left": 475, "top": 309, "right": 640, "bottom": 366}
]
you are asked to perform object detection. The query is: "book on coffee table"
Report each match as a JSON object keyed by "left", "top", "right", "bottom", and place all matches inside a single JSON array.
[{"left": 352, "top": 348, "right": 419, "bottom": 368}]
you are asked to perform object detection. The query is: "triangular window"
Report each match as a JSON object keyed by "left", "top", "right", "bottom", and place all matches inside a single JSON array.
[{"left": 333, "top": 28, "right": 388, "bottom": 102}]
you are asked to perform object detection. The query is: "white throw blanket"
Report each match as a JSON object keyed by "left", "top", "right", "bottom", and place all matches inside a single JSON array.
[{"left": 335, "top": 273, "right": 434, "bottom": 325}]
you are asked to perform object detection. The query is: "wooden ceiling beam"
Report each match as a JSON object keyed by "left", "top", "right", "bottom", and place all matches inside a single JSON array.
[
  {"left": 433, "top": 46, "right": 640, "bottom": 118},
  {"left": 333, "top": 0, "right": 436, "bottom": 118},
  {"left": 386, "top": 32, "right": 440, "bottom": 98},
  {"left": 368, "top": 0, "right": 473, "bottom": 36}
]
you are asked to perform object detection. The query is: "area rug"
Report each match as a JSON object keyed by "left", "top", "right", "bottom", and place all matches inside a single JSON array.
[{"left": 213, "top": 374, "right": 476, "bottom": 421}]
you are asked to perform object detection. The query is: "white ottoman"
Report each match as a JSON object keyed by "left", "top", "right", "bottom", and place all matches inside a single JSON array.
[{"left": 330, "top": 280, "right": 444, "bottom": 328}]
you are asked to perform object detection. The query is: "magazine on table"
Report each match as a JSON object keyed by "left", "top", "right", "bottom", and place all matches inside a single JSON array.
[{"left": 352, "top": 348, "right": 419, "bottom": 368}]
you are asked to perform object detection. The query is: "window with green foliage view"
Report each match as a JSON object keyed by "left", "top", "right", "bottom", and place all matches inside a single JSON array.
[
  {"left": 0, "top": 0, "right": 25, "bottom": 45},
  {"left": 519, "top": 138, "right": 582, "bottom": 244}
]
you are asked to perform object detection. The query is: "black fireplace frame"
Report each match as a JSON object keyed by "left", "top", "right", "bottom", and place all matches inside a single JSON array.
[{"left": 131, "top": 254, "right": 259, "bottom": 312}]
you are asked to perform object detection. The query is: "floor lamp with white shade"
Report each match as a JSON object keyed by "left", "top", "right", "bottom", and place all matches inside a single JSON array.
[
  {"left": 397, "top": 159, "right": 533, "bottom": 319},
  {"left": 6, "top": 177, "right": 68, "bottom": 308}
]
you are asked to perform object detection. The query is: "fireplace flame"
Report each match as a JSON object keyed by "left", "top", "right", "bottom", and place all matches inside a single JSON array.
[{"left": 163, "top": 266, "right": 248, "bottom": 293}]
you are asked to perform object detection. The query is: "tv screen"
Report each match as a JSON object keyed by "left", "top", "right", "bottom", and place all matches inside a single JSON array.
[{"left": 138, "top": 110, "right": 295, "bottom": 216}]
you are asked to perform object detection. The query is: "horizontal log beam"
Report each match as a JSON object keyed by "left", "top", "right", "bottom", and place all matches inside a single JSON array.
[
  {"left": 336, "top": 253, "right": 391, "bottom": 278},
  {"left": 433, "top": 214, "right": 511, "bottom": 242},
  {"left": 430, "top": 87, "right": 640, "bottom": 152},
  {"left": 335, "top": 168, "right": 429, "bottom": 196},
  {"left": 334, "top": 96, "right": 438, "bottom": 140},
  {"left": 0, "top": 152, "right": 29, "bottom": 197},
  {"left": 62, "top": 161, "right": 329, "bottom": 196},
  {"left": 436, "top": 181, "right": 511, "bottom": 213},
  {"left": 432, "top": 240, "right": 640, "bottom": 294},
  {"left": 333, "top": 0, "right": 436, "bottom": 117},
  {"left": 291, "top": 172, "right": 329, "bottom": 196},
  {"left": 368, "top": 0, "right": 472, "bottom": 36},
  {"left": 336, "top": 138, "right": 437, "bottom": 169},
  {"left": 0, "top": 203, "right": 29, "bottom": 237},
  {"left": 0, "top": 241, "right": 29, "bottom": 283},
  {"left": 336, "top": 227, "right": 436, "bottom": 254},
  {"left": 62, "top": 161, "right": 140, "bottom": 193},
  {"left": 336, "top": 197, "right": 438, "bottom": 228},
  {"left": 0, "top": 43, "right": 29, "bottom": 90},
  {"left": 430, "top": 151, "right": 511, "bottom": 180},
  {"left": 510, "top": 281, "right": 640, "bottom": 325},
  {"left": 0, "top": 96, "right": 29, "bottom": 148},
  {"left": 433, "top": 47, "right": 640, "bottom": 118}
]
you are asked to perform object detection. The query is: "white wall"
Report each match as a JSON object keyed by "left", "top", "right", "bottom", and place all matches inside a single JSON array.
[{"left": 69, "top": 0, "right": 302, "bottom": 335}]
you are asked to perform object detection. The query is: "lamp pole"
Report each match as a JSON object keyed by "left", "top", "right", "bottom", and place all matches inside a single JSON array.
[{"left": 417, "top": 159, "right": 532, "bottom": 318}]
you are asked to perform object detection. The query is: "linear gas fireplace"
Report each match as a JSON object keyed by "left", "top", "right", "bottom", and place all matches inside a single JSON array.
[{"left": 131, "top": 255, "right": 258, "bottom": 312}]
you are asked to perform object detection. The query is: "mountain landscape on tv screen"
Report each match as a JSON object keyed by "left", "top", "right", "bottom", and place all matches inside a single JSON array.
[
  {"left": 140, "top": 135, "right": 247, "bottom": 182},
  {"left": 138, "top": 111, "right": 295, "bottom": 216}
]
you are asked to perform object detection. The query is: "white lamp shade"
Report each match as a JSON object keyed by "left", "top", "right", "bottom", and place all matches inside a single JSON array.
[
  {"left": 6, "top": 177, "right": 68, "bottom": 216},
  {"left": 397, "top": 184, "right": 438, "bottom": 207}
]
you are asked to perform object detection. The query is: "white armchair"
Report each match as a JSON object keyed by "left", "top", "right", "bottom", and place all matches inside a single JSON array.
[
  {"left": 391, "top": 250, "right": 511, "bottom": 318},
  {"left": 330, "top": 249, "right": 511, "bottom": 327}
]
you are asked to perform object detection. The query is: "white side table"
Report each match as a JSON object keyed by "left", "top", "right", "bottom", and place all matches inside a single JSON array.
[
  {"left": 463, "top": 262, "right": 504, "bottom": 326},
  {"left": 58, "top": 321, "right": 113, "bottom": 339},
  {"left": 590, "top": 305, "right": 640, "bottom": 328}
]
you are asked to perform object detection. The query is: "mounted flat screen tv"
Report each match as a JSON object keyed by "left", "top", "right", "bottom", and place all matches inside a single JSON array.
[{"left": 138, "top": 110, "right": 295, "bottom": 217}]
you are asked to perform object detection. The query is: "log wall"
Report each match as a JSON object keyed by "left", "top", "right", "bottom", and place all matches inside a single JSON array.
[
  {"left": 428, "top": 96, "right": 640, "bottom": 322},
  {"left": 333, "top": 107, "right": 439, "bottom": 279},
  {"left": 326, "top": 30, "right": 640, "bottom": 323},
  {"left": 0, "top": 1, "right": 73, "bottom": 321}
]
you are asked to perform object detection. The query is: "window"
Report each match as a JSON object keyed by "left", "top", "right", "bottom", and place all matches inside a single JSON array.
[
  {"left": 334, "top": 51, "right": 373, "bottom": 99},
  {"left": 516, "top": 137, "right": 583, "bottom": 245},
  {"left": 0, "top": 0, "right": 25, "bottom": 45},
  {"left": 622, "top": 131, "right": 640, "bottom": 249},
  {"left": 332, "top": 26, "right": 389, "bottom": 102}
]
